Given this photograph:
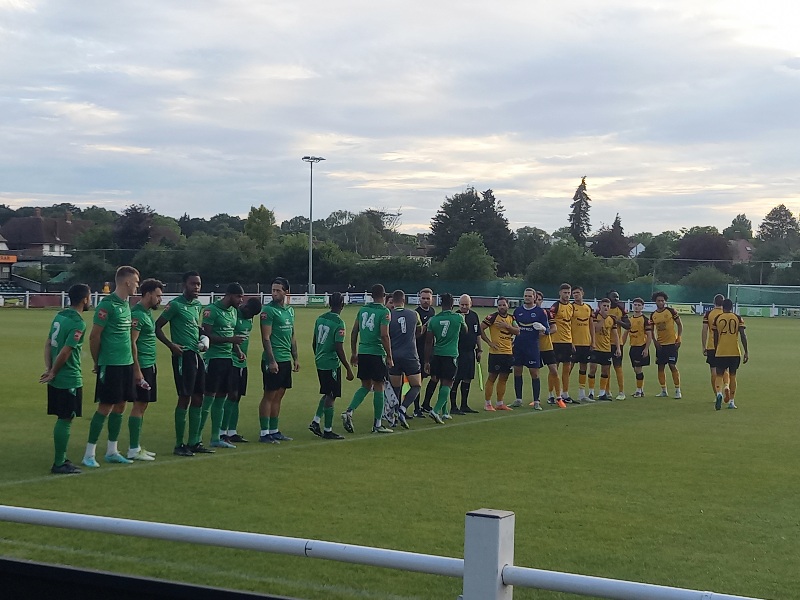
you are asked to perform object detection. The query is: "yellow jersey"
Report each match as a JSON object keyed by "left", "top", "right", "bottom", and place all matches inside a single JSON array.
[
  {"left": 712, "top": 312, "right": 745, "bottom": 357},
  {"left": 608, "top": 304, "right": 628, "bottom": 345},
  {"left": 627, "top": 314, "right": 651, "bottom": 347},
  {"left": 539, "top": 311, "right": 555, "bottom": 351},
  {"left": 703, "top": 306, "right": 724, "bottom": 350},
  {"left": 549, "top": 301, "right": 573, "bottom": 344},
  {"left": 649, "top": 308, "right": 680, "bottom": 345},
  {"left": 571, "top": 303, "right": 593, "bottom": 346},
  {"left": 594, "top": 313, "right": 616, "bottom": 352},
  {"left": 482, "top": 311, "right": 515, "bottom": 355}
]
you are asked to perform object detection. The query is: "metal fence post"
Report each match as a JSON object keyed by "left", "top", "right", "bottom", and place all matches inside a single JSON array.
[{"left": 462, "top": 509, "right": 515, "bottom": 600}]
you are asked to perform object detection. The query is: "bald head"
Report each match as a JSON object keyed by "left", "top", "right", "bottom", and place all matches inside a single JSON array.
[{"left": 458, "top": 294, "right": 472, "bottom": 312}]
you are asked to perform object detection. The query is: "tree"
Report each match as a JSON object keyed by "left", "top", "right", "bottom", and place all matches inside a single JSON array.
[
  {"left": 592, "top": 214, "right": 629, "bottom": 258},
  {"left": 244, "top": 205, "right": 277, "bottom": 248},
  {"left": 113, "top": 204, "right": 154, "bottom": 250},
  {"left": 527, "top": 239, "right": 607, "bottom": 286},
  {"left": 75, "top": 224, "right": 114, "bottom": 250},
  {"left": 280, "top": 215, "right": 310, "bottom": 233},
  {"left": 678, "top": 227, "right": 731, "bottom": 263},
  {"left": 440, "top": 233, "right": 497, "bottom": 280},
  {"left": 723, "top": 214, "right": 753, "bottom": 240},
  {"left": 429, "top": 187, "right": 514, "bottom": 274},
  {"left": 0, "top": 204, "right": 15, "bottom": 226},
  {"left": 82, "top": 205, "right": 119, "bottom": 225},
  {"left": 758, "top": 204, "right": 799, "bottom": 242},
  {"left": 568, "top": 176, "right": 591, "bottom": 246},
  {"left": 512, "top": 227, "right": 551, "bottom": 274},
  {"left": 678, "top": 266, "right": 733, "bottom": 288}
]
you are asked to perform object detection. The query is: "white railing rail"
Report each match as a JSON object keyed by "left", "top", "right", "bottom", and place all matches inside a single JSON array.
[{"left": 0, "top": 505, "right": 766, "bottom": 600}]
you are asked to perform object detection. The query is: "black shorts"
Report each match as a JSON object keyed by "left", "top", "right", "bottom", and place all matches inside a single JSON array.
[
  {"left": 705, "top": 349, "right": 717, "bottom": 367},
  {"left": 135, "top": 365, "right": 158, "bottom": 403},
  {"left": 656, "top": 344, "right": 679, "bottom": 366},
  {"left": 47, "top": 385, "right": 83, "bottom": 419},
  {"left": 388, "top": 356, "right": 421, "bottom": 377},
  {"left": 230, "top": 366, "right": 248, "bottom": 397},
  {"left": 612, "top": 351, "right": 623, "bottom": 368},
  {"left": 318, "top": 367, "right": 342, "bottom": 398},
  {"left": 539, "top": 350, "right": 557, "bottom": 367},
  {"left": 172, "top": 350, "right": 206, "bottom": 398},
  {"left": 206, "top": 357, "right": 234, "bottom": 395},
  {"left": 95, "top": 364, "right": 136, "bottom": 405},
  {"left": 262, "top": 360, "right": 293, "bottom": 391},
  {"left": 553, "top": 343, "right": 573, "bottom": 364},
  {"left": 628, "top": 345, "right": 651, "bottom": 368},
  {"left": 715, "top": 356, "right": 741, "bottom": 373},
  {"left": 572, "top": 345, "right": 591, "bottom": 365},
  {"left": 513, "top": 344, "right": 540, "bottom": 369},
  {"left": 590, "top": 351, "right": 612, "bottom": 366},
  {"left": 430, "top": 355, "right": 458, "bottom": 381},
  {"left": 357, "top": 354, "right": 388, "bottom": 382},
  {"left": 488, "top": 353, "right": 513, "bottom": 374},
  {"left": 455, "top": 352, "right": 476, "bottom": 381}
]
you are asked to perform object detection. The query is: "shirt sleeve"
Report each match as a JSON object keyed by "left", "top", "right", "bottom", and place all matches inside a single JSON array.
[
  {"left": 92, "top": 301, "right": 109, "bottom": 326},
  {"left": 380, "top": 308, "right": 391, "bottom": 326},
  {"left": 260, "top": 308, "right": 273, "bottom": 327},
  {"left": 202, "top": 306, "right": 215, "bottom": 327},
  {"left": 161, "top": 302, "right": 175, "bottom": 322},
  {"left": 65, "top": 320, "right": 86, "bottom": 348},
  {"left": 482, "top": 313, "right": 496, "bottom": 327}
]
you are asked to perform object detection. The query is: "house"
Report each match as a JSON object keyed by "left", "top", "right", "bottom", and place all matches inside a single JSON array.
[
  {"left": 628, "top": 242, "right": 646, "bottom": 258},
  {"left": 729, "top": 239, "right": 754, "bottom": 264},
  {"left": 0, "top": 233, "right": 17, "bottom": 282},
  {"left": 0, "top": 208, "right": 92, "bottom": 259}
]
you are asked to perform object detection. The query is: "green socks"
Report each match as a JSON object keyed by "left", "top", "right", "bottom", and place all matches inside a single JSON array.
[
  {"left": 199, "top": 395, "right": 214, "bottom": 434},
  {"left": 88, "top": 411, "right": 106, "bottom": 445},
  {"left": 269, "top": 416, "right": 279, "bottom": 432},
  {"left": 128, "top": 415, "right": 143, "bottom": 449},
  {"left": 434, "top": 386, "right": 451, "bottom": 414},
  {"left": 222, "top": 399, "right": 238, "bottom": 432},
  {"left": 210, "top": 397, "right": 225, "bottom": 442},
  {"left": 373, "top": 391, "right": 385, "bottom": 421},
  {"left": 315, "top": 398, "right": 326, "bottom": 419},
  {"left": 188, "top": 406, "right": 202, "bottom": 445},
  {"left": 107, "top": 412, "right": 123, "bottom": 442},
  {"left": 348, "top": 387, "right": 369, "bottom": 411},
  {"left": 259, "top": 416, "right": 270, "bottom": 432},
  {"left": 175, "top": 407, "right": 187, "bottom": 446},
  {"left": 53, "top": 419, "right": 71, "bottom": 467},
  {"left": 323, "top": 406, "right": 334, "bottom": 430}
]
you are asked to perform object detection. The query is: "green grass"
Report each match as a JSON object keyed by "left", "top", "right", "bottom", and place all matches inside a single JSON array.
[{"left": 0, "top": 307, "right": 796, "bottom": 600}]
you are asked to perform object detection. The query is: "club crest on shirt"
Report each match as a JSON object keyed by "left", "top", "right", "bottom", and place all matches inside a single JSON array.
[
  {"left": 98, "top": 309, "right": 108, "bottom": 320},
  {"left": 73, "top": 330, "right": 83, "bottom": 341}
]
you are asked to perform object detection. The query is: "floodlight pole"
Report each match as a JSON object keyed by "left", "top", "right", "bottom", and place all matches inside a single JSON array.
[{"left": 301, "top": 156, "right": 325, "bottom": 295}]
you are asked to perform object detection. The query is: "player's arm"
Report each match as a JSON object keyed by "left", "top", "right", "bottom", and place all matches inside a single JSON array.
[
  {"left": 43, "top": 337, "right": 52, "bottom": 371},
  {"left": 291, "top": 330, "right": 299, "bottom": 371},
  {"left": 480, "top": 318, "right": 497, "bottom": 350},
  {"left": 350, "top": 318, "right": 359, "bottom": 366},
  {"left": 155, "top": 314, "right": 183, "bottom": 357},
  {"left": 415, "top": 312, "right": 423, "bottom": 338},
  {"left": 711, "top": 316, "right": 719, "bottom": 349},
  {"left": 89, "top": 322, "right": 103, "bottom": 371},
  {"left": 740, "top": 325, "right": 749, "bottom": 363},
  {"left": 380, "top": 322, "right": 393, "bottom": 368},
  {"left": 620, "top": 328, "right": 629, "bottom": 346},
  {"left": 701, "top": 316, "right": 709, "bottom": 355},
  {"left": 507, "top": 318, "right": 520, "bottom": 335},
  {"left": 335, "top": 340, "right": 354, "bottom": 380},
  {"left": 40, "top": 343, "right": 75, "bottom": 384},
  {"left": 131, "top": 327, "right": 143, "bottom": 382},
  {"left": 261, "top": 315, "right": 278, "bottom": 373},
  {"left": 617, "top": 312, "right": 631, "bottom": 331},
  {"left": 675, "top": 315, "right": 683, "bottom": 348},
  {"left": 612, "top": 327, "right": 621, "bottom": 357},
  {"left": 424, "top": 330, "right": 434, "bottom": 374}
]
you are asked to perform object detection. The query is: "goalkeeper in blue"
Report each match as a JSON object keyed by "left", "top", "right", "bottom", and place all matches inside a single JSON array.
[{"left": 511, "top": 288, "right": 550, "bottom": 411}]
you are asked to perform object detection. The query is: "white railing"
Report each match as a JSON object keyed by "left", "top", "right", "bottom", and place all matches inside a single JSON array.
[{"left": 0, "top": 505, "right": 763, "bottom": 600}]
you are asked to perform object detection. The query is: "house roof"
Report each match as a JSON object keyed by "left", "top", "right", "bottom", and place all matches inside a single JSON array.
[
  {"left": 0, "top": 216, "right": 92, "bottom": 248},
  {"left": 728, "top": 238, "right": 754, "bottom": 263}
]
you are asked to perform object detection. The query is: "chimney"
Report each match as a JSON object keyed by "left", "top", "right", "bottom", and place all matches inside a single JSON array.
[
  {"left": 34, "top": 207, "right": 42, "bottom": 218},
  {"left": 65, "top": 210, "right": 72, "bottom": 223}
]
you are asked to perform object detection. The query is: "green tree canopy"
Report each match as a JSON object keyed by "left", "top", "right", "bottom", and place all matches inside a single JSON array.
[
  {"left": 244, "top": 205, "right": 277, "bottom": 249},
  {"left": 113, "top": 204, "right": 154, "bottom": 250},
  {"left": 758, "top": 204, "right": 799, "bottom": 242},
  {"left": 568, "top": 176, "right": 591, "bottom": 246},
  {"left": 440, "top": 233, "right": 497, "bottom": 280},
  {"left": 592, "top": 213, "right": 629, "bottom": 258},
  {"left": 723, "top": 214, "right": 753, "bottom": 240}
]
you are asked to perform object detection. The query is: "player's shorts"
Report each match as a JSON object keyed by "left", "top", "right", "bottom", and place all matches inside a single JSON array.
[
  {"left": 656, "top": 344, "right": 679, "bottom": 366},
  {"left": 318, "top": 367, "right": 342, "bottom": 398},
  {"left": 357, "top": 354, "right": 388, "bottom": 382},
  {"left": 571, "top": 345, "right": 591, "bottom": 365},
  {"left": 628, "top": 345, "right": 651, "bottom": 368},
  {"left": 262, "top": 360, "right": 292, "bottom": 391},
  {"left": 590, "top": 351, "right": 613, "bottom": 366},
  {"left": 95, "top": 364, "right": 136, "bottom": 405},
  {"left": 513, "top": 344, "right": 541, "bottom": 369},
  {"left": 205, "top": 357, "right": 234, "bottom": 395},
  {"left": 553, "top": 343, "right": 573, "bottom": 364},
  {"left": 230, "top": 366, "right": 248, "bottom": 397},
  {"left": 172, "top": 350, "right": 206, "bottom": 398},
  {"left": 135, "top": 365, "right": 158, "bottom": 403},
  {"left": 714, "top": 356, "right": 741, "bottom": 373},
  {"left": 47, "top": 385, "right": 83, "bottom": 419},
  {"left": 612, "top": 351, "right": 624, "bottom": 368},
  {"left": 430, "top": 355, "right": 458, "bottom": 381},
  {"left": 705, "top": 349, "right": 717, "bottom": 367},
  {"left": 455, "top": 351, "right": 476, "bottom": 380},
  {"left": 388, "top": 356, "right": 421, "bottom": 377},
  {"left": 488, "top": 353, "right": 514, "bottom": 374},
  {"left": 539, "top": 350, "right": 557, "bottom": 367}
]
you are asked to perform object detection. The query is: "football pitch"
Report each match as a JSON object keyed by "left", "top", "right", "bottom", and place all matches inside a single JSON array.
[{"left": 0, "top": 307, "right": 796, "bottom": 600}]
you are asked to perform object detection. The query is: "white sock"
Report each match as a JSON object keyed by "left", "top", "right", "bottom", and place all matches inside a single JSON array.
[
  {"left": 374, "top": 419, "right": 381, "bottom": 428},
  {"left": 106, "top": 441, "right": 118, "bottom": 456},
  {"left": 260, "top": 429, "right": 268, "bottom": 436},
  {"left": 676, "top": 387, "right": 681, "bottom": 393},
  {"left": 84, "top": 442, "right": 96, "bottom": 459},
  {"left": 269, "top": 429, "right": 278, "bottom": 434},
  {"left": 128, "top": 446, "right": 140, "bottom": 454},
  {"left": 229, "top": 429, "right": 237, "bottom": 435},
  {"left": 324, "top": 427, "right": 332, "bottom": 432},
  {"left": 312, "top": 416, "right": 321, "bottom": 424},
  {"left": 590, "top": 388, "right": 595, "bottom": 396}
]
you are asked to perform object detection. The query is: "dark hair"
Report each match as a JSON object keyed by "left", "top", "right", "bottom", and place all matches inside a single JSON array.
[
  {"left": 632, "top": 297, "right": 645, "bottom": 305},
  {"left": 68, "top": 283, "right": 90, "bottom": 305},
  {"left": 182, "top": 271, "right": 200, "bottom": 283},
  {"left": 371, "top": 284, "right": 385, "bottom": 299},
  {"left": 391, "top": 289, "right": 405, "bottom": 304},
  {"left": 535, "top": 291, "right": 544, "bottom": 300},
  {"left": 572, "top": 286, "right": 584, "bottom": 293},
  {"left": 115, "top": 265, "right": 139, "bottom": 281},
  {"left": 227, "top": 282, "right": 244, "bottom": 295},
  {"left": 497, "top": 296, "right": 509, "bottom": 305},
  {"left": 714, "top": 294, "right": 725, "bottom": 306},
  {"left": 140, "top": 278, "right": 164, "bottom": 295},
  {"left": 329, "top": 292, "right": 345, "bottom": 310},
  {"left": 559, "top": 283, "right": 571, "bottom": 291},
  {"left": 243, "top": 297, "right": 262, "bottom": 317},
  {"left": 652, "top": 291, "right": 668, "bottom": 301},
  {"left": 440, "top": 293, "right": 454, "bottom": 309},
  {"left": 272, "top": 277, "right": 289, "bottom": 291},
  {"left": 722, "top": 298, "right": 734, "bottom": 311}
]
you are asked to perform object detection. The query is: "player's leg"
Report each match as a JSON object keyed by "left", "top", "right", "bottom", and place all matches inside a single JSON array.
[
  {"left": 433, "top": 375, "right": 456, "bottom": 423},
  {"left": 634, "top": 367, "right": 644, "bottom": 396},
  {"left": 422, "top": 377, "right": 438, "bottom": 412},
  {"left": 727, "top": 363, "right": 738, "bottom": 408},
  {"left": 49, "top": 386, "right": 82, "bottom": 474},
  {"left": 484, "top": 354, "right": 499, "bottom": 410},
  {"left": 270, "top": 383, "right": 292, "bottom": 441},
  {"left": 528, "top": 367, "right": 542, "bottom": 410},
  {"left": 127, "top": 401, "right": 153, "bottom": 461},
  {"left": 171, "top": 353, "right": 194, "bottom": 456},
  {"left": 560, "top": 361, "right": 572, "bottom": 401},
  {"left": 495, "top": 366, "right": 511, "bottom": 410},
  {"left": 669, "top": 352, "right": 681, "bottom": 398},
  {"left": 599, "top": 363, "right": 610, "bottom": 400},
  {"left": 656, "top": 359, "right": 668, "bottom": 396},
  {"left": 402, "top": 372, "right": 422, "bottom": 414},
  {"left": 577, "top": 358, "right": 588, "bottom": 400},
  {"left": 512, "top": 363, "right": 525, "bottom": 408},
  {"left": 714, "top": 365, "right": 726, "bottom": 410},
  {"left": 613, "top": 354, "right": 625, "bottom": 400},
  {"left": 371, "top": 375, "right": 393, "bottom": 433},
  {"left": 187, "top": 355, "right": 207, "bottom": 450},
  {"left": 259, "top": 359, "right": 282, "bottom": 443},
  {"left": 587, "top": 362, "right": 597, "bottom": 400}
]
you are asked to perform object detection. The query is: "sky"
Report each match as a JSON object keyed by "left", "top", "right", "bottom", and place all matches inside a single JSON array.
[{"left": 1, "top": 0, "right": 799, "bottom": 236}]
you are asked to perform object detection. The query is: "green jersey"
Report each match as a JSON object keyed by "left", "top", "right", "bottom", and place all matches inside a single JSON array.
[
  {"left": 429, "top": 310, "right": 466, "bottom": 358},
  {"left": 93, "top": 292, "right": 133, "bottom": 366},
  {"left": 161, "top": 295, "right": 203, "bottom": 351},
  {"left": 232, "top": 309, "right": 256, "bottom": 368},
  {"left": 48, "top": 308, "right": 86, "bottom": 390},
  {"left": 131, "top": 303, "right": 156, "bottom": 369},
  {"left": 202, "top": 300, "right": 238, "bottom": 360},
  {"left": 314, "top": 311, "right": 346, "bottom": 370},
  {"left": 356, "top": 302, "right": 391, "bottom": 356},
  {"left": 260, "top": 301, "right": 294, "bottom": 363}
]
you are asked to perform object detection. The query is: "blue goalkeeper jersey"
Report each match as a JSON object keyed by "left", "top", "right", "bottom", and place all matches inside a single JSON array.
[{"left": 513, "top": 305, "right": 549, "bottom": 349}]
